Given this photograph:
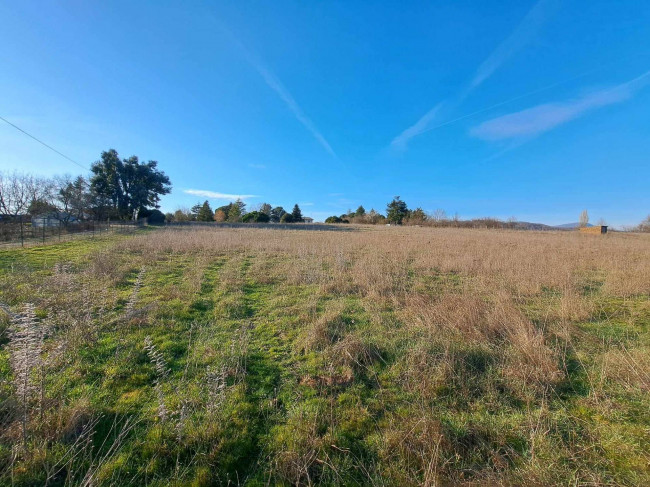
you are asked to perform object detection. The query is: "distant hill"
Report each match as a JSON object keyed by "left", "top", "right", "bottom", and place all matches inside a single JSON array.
[
  {"left": 512, "top": 221, "right": 556, "bottom": 231},
  {"left": 554, "top": 222, "right": 594, "bottom": 229}
]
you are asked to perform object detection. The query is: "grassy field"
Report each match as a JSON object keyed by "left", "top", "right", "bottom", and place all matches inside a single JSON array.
[{"left": 0, "top": 225, "right": 649, "bottom": 486}]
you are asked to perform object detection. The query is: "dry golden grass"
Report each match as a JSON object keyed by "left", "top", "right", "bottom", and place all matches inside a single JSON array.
[{"left": 2, "top": 225, "right": 649, "bottom": 486}]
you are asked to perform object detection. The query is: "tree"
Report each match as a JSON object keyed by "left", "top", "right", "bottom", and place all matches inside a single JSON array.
[
  {"left": 355, "top": 205, "right": 366, "bottom": 217},
  {"left": 228, "top": 199, "right": 246, "bottom": 222},
  {"left": 241, "top": 211, "right": 270, "bottom": 223},
  {"left": 173, "top": 207, "right": 192, "bottom": 222},
  {"left": 386, "top": 196, "right": 408, "bottom": 224},
  {"left": 90, "top": 149, "right": 171, "bottom": 220},
  {"left": 579, "top": 209, "right": 589, "bottom": 228},
  {"left": 636, "top": 215, "right": 650, "bottom": 232},
  {"left": 55, "top": 175, "right": 92, "bottom": 223},
  {"left": 366, "top": 209, "right": 384, "bottom": 224},
  {"left": 0, "top": 172, "right": 47, "bottom": 216},
  {"left": 215, "top": 203, "right": 232, "bottom": 218},
  {"left": 140, "top": 208, "right": 165, "bottom": 225},
  {"left": 196, "top": 200, "right": 214, "bottom": 222},
  {"left": 409, "top": 207, "right": 427, "bottom": 224},
  {"left": 190, "top": 203, "right": 202, "bottom": 221},
  {"left": 280, "top": 213, "right": 295, "bottom": 223},
  {"left": 270, "top": 206, "right": 286, "bottom": 223},
  {"left": 214, "top": 209, "right": 227, "bottom": 222},
  {"left": 28, "top": 198, "right": 57, "bottom": 216},
  {"left": 260, "top": 203, "right": 272, "bottom": 216},
  {"left": 325, "top": 215, "right": 349, "bottom": 223},
  {"left": 291, "top": 204, "right": 304, "bottom": 223},
  {"left": 431, "top": 209, "right": 447, "bottom": 222}
]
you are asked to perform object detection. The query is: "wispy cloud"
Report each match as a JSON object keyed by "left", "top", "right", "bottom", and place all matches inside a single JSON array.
[
  {"left": 184, "top": 189, "right": 258, "bottom": 200},
  {"left": 471, "top": 71, "right": 650, "bottom": 141},
  {"left": 390, "top": 0, "right": 554, "bottom": 150},
  {"left": 248, "top": 163, "right": 266, "bottom": 169},
  {"left": 468, "top": 0, "right": 553, "bottom": 91},
  {"left": 390, "top": 104, "right": 443, "bottom": 150},
  {"left": 252, "top": 62, "right": 337, "bottom": 158},
  {"left": 221, "top": 26, "right": 336, "bottom": 158}
]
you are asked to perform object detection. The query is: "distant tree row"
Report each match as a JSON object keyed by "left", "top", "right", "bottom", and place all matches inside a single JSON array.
[
  {"left": 167, "top": 200, "right": 307, "bottom": 224},
  {"left": 0, "top": 149, "right": 171, "bottom": 223},
  {"left": 324, "top": 197, "right": 454, "bottom": 226}
]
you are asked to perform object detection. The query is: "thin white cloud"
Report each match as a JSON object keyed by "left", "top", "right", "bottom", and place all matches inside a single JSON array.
[
  {"left": 391, "top": 0, "right": 553, "bottom": 150},
  {"left": 471, "top": 71, "right": 650, "bottom": 141},
  {"left": 468, "top": 0, "right": 552, "bottom": 91},
  {"left": 220, "top": 26, "right": 336, "bottom": 158},
  {"left": 252, "top": 62, "right": 337, "bottom": 158},
  {"left": 390, "top": 104, "right": 443, "bottom": 150},
  {"left": 184, "top": 189, "right": 258, "bottom": 200}
]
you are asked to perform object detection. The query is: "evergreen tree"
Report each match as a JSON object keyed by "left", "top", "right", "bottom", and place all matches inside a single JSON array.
[
  {"left": 355, "top": 205, "right": 366, "bottom": 217},
  {"left": 228, "top": 198, "right": 246, "bottom": 222},
  {"left": 197, "top": 200, "right": 214, "bottom": 222},
  {"left": 291, "top": 204, "right": 303, "bottom": 222},
  {"left": 386, "top": 196, "right": 408, "bottom": 224},
  {"left": 409, "top": 207, "right": 426, "bottom": 223},
  {"left": 190, "top": 203, "right": 202, "bottom": 221}
]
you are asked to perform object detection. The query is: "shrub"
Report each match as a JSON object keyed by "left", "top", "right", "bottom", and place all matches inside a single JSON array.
[
  {"left": 141, "top": 209, "right": 165, "bottom": 225},
  {"left": 325, "top": 216, "right": 343, "bottom": 223},
  {"left": 241, "top": 211, "right": 270, "bottom": 223}
]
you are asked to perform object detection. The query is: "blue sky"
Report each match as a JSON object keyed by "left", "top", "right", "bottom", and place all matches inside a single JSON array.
[{"left": 1, "top": 1, "right": 649, "bottom": 226}]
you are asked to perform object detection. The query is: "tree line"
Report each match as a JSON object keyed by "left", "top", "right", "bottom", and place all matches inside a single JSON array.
[
  {"left": 169, "top": 201, "right": 307, "bottom": 223},
  {"left": 3, "top": 153, "right": 649, "bottom": 231},
  {"left": 0, "top": 149, "right": 171, "bottom": 223},
  {"left": 324, "top": 196, "right": 453, "bottom": 225}
]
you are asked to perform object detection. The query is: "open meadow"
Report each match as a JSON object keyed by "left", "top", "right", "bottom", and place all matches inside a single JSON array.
[{"left": 1, "top": 225, "right": 649, "bottom": 486}]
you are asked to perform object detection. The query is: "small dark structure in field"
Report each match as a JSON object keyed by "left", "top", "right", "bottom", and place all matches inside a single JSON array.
[{"left": 579, "top": 225, "right": 608, "bottom": 234}]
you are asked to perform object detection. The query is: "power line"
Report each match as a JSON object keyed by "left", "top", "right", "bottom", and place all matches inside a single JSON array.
[{"left": 0, "top": 116, "right": 87, "bottom": 170}]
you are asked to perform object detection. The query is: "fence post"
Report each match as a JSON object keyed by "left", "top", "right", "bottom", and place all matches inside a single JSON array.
[
  {"left": 59, "top": 221, "right": 61, "bottom": 241},
  {"left": 92, "top": 220, "right": 95, "bottom": 237},
  {"left": 42, "top": 223, "right": 45, "bottom": 244},
  {"left": 20, "top": 215, "right": 24, "bottom": 248}
]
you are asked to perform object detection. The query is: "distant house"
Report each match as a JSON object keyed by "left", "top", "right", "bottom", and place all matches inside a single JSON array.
[
  {"left": 31, "top": 211, "right": 79, "bottom": 227},
  {"left": 302, "top": 217, "right": 314, "bottom": 223},
  {"left": 579, "top": 225, "right": 608, "bottom": 234}
]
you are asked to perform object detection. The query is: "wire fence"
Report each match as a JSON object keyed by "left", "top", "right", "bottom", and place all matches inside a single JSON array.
[{"left": 0, "top": 219, "right": 146, "bottom": 249}]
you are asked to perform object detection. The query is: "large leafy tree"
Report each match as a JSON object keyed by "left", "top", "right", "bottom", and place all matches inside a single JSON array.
[
  {"left": 90, "top": 149, "right": 171, "bottom": 220},
  {"left": 386, "top": 196, "right": 408, "bottom": 224},
  {"left": 270, "top": 206, "right": 286, "bottom": 223}
]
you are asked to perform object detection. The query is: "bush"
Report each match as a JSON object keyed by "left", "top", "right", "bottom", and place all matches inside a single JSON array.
[
  {"left": 325, "top": 216, "right": 349, "bottom": 224},
  {"left": 141, "top": 209, "right": 165, "bottom": 225},
  {"left": 280, "top": 213, "right": 295, "bottom": 223},
  {"left": 241, "top": 211, "right": 270, "bottom": 223}
]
